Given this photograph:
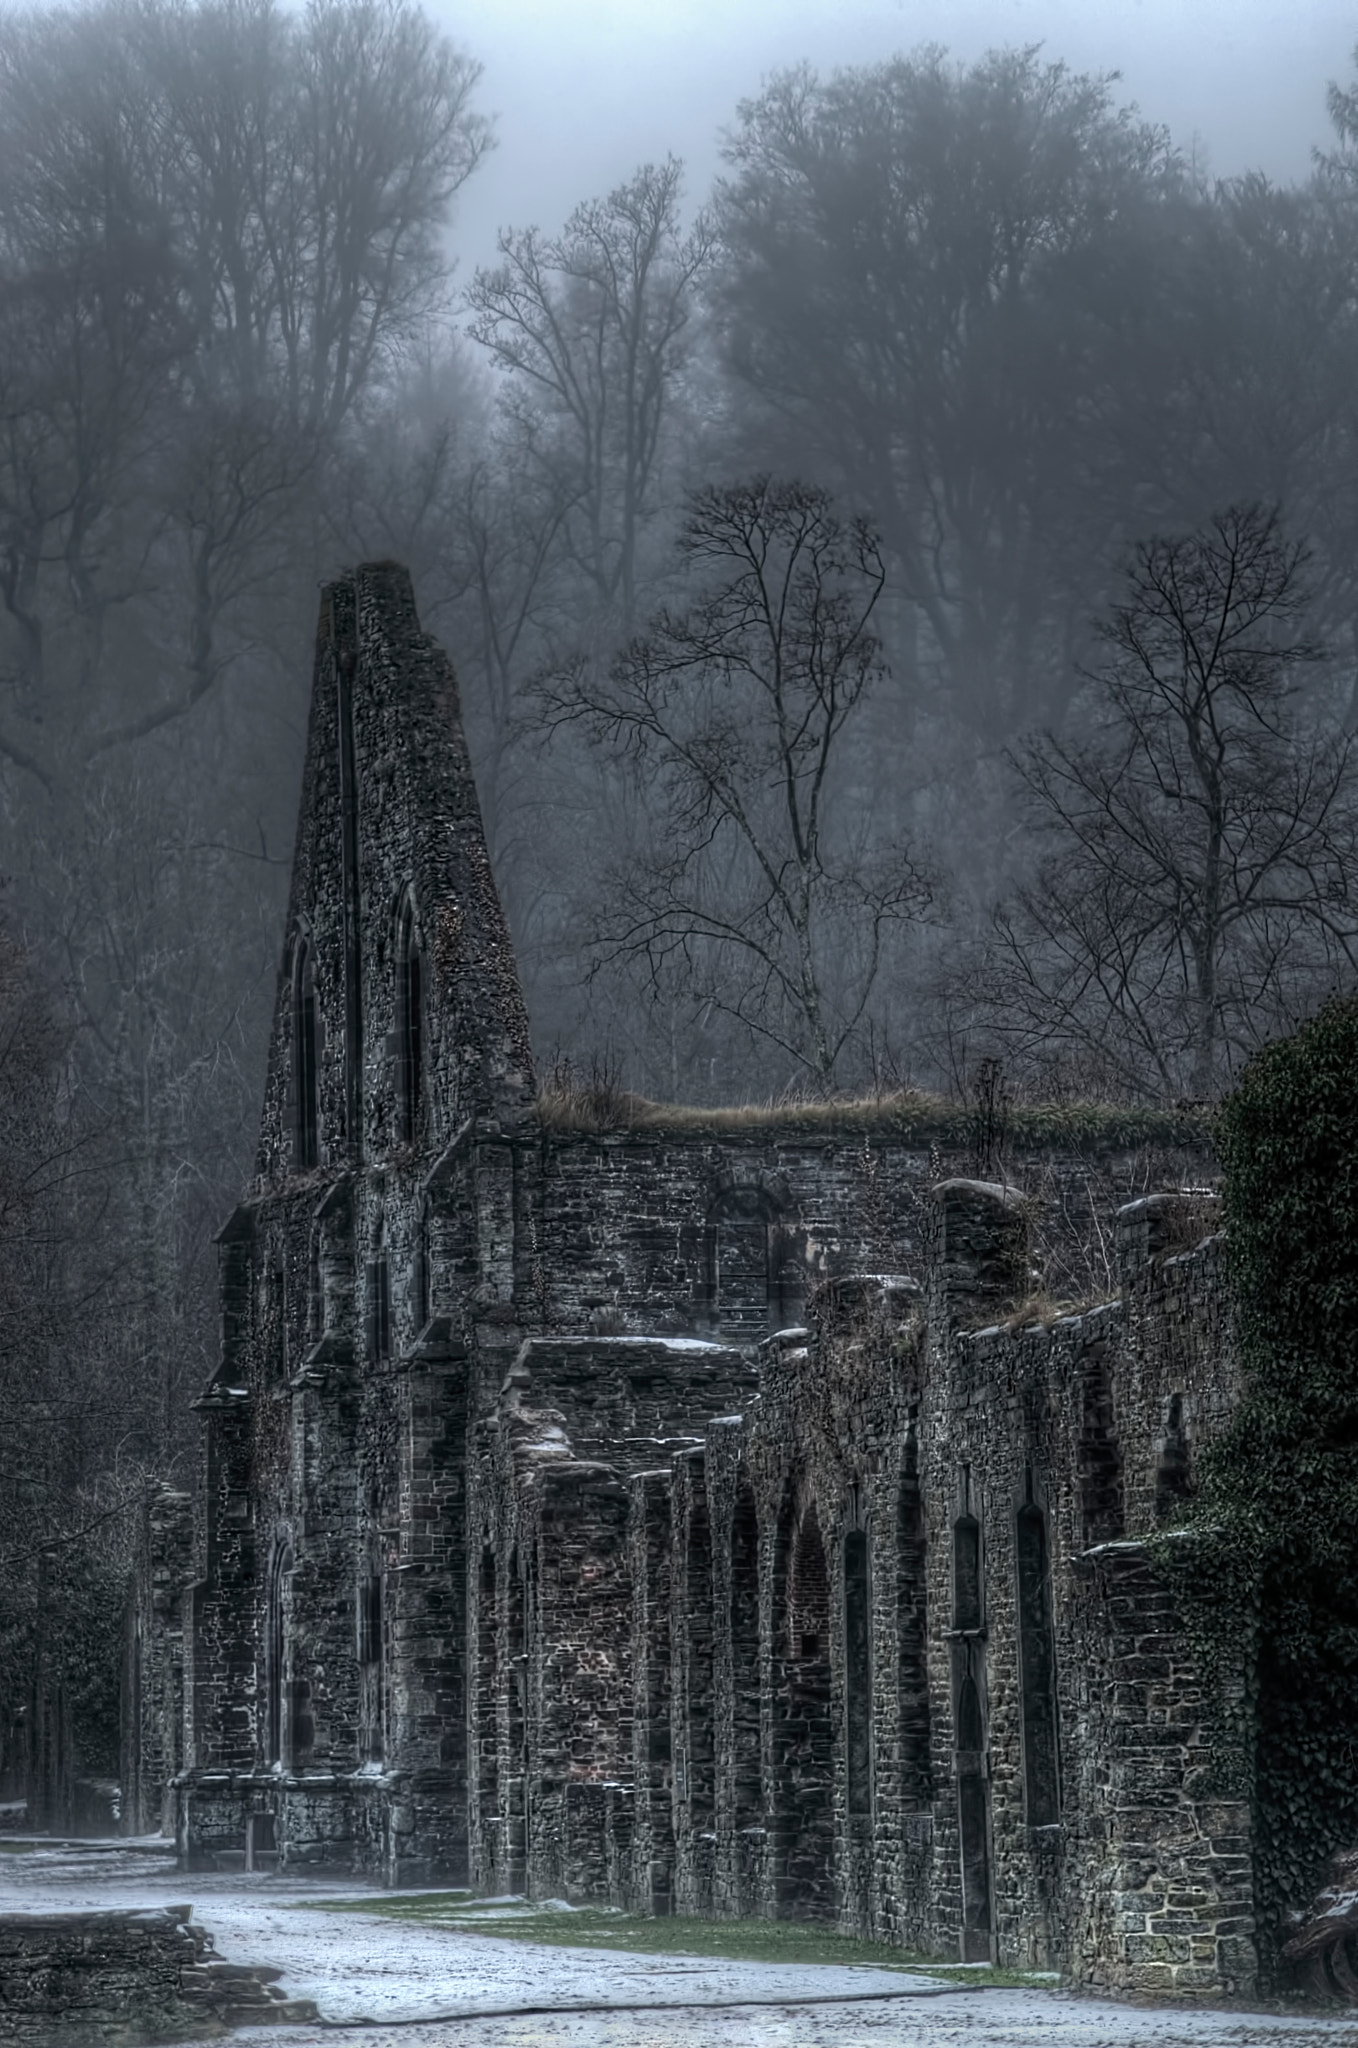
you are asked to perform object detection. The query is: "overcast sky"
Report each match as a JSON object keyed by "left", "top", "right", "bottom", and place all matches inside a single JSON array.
[{"left": 438, "top": 0, "right": 1358, "bottom": 274}]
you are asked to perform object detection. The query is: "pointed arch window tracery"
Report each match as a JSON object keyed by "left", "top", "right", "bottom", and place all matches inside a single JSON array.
[
  {"left": 292, "top": 932, "right": 320, "bottom": 1170},
  {"left": 395, "top": 891, "right": 425, "bottom": 1143}
]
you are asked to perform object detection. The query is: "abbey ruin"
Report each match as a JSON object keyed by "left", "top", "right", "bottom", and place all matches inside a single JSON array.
[{"left": 126, "top": 564, "right": 1259, "bottom": 2000}]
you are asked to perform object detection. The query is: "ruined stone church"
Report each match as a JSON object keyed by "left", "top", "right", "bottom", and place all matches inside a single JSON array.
[{"left": 127, "top": 563, "right": 1256, "bottom": 2000}]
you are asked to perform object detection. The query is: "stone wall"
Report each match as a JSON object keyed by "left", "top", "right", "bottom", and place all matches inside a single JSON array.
[
  {"left": 1068, "top": 1540, "right": 1254, "bottom": 1998},
  {"left": 0, "top": 1908, "right": 214, "bottom": 2046},
  {"left": 474, "top": 1182, "right": 1253, "bottom": 1997},
  {"left": 134, "top": 563, "right": 1257, "bottom": 2001},
  {"left": 0, "top": 1905, "right": 314, "bottom": 2044}
]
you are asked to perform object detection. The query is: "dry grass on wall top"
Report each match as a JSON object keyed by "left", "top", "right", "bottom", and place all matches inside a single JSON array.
[{"left": 533, "top": 1068, "right": 1215, "bottom": 1151}]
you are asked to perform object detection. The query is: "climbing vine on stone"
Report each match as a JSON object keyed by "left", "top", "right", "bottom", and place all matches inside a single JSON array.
[{"left": 1180, "top": 999, "right": 1358, "bottom": 1970}]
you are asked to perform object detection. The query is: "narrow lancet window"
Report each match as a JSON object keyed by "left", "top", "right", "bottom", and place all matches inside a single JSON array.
[
  {"left": 1080, "top": 1350, "right": 1124, "bottom": 1546},
  {"left": 358, "top": 1564, "right": 384, "bottom": 1762},
  {"left": 266, "top": 1543, "right": 293, "bottom": 1765},
  {"left": 898, "top": 1437, "right": 931, "bottom": 1806},
  {"left": 684, "top": 1474, "right": 715, "bottom": 1914},
  {"left": 953, "top": 1512, "right": 982, "bottom": 1632},
  {"left": 730, "top": 1477, "right": 761, "bottom": 1839},
  {"left": 366, "top": 1245, "right": 391, "bottom": 1363},
  {"left": 844, "top": 1527, "right": 872, "bottom": 1816},
  {"left": 293, "top": 936, "right": 319, "bottom": 1169},
  {"left": 1016, "top": 1501, "right": 1059, "bottom": 1825},
  {"left": 395, "top": 894, "right": 424, "bottom": 1142}
]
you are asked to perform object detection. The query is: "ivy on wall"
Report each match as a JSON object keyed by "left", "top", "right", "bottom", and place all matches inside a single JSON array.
[{"left": 1179, "top": 999, "right": 1358, "bottom": 1968}]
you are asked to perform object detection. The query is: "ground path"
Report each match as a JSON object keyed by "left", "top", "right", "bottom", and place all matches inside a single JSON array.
[{"left": 1, "top": 1840, "right": 1353, "bottom": 2048}]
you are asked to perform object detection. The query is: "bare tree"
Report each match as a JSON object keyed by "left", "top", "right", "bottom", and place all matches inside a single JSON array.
[
  {"left": 984, "top": 506, "right": 1358, "bottom": 1100},
  {"left": 0, "top": 0, "right": 489, "bottom": 781},
  {"left": 539, "top": 479, "right": 930, "bottom": 1089},
  {"left": 714, "top": 48, "right": 1188, "bottom": 735},
  {"left": 0, "top": 911, "right": 160, "bottom": 1825},
  {"left": 468, "top": 158, "right": 713, "bottom": 640},
  {"left": 0, "top": 0, "right": 492, "bottom": 1651}
]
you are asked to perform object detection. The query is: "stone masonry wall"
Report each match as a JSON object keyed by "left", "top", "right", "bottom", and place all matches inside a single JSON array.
[
  {"left": 465, "top": 1177, "right": 1250, "bottom": 1997},
  {"left": 0, "top": 1909, "right": 217, "bottom": 2046},
  {"left": 0, "top": 1906, "right": 317, "bottom": 2044},
  {"left": 142, "top": 563, "right": 1256, "bottom": 2002}
]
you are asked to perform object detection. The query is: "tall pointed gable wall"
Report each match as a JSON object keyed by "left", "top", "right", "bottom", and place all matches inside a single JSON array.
[
  {"left": 252, "top": 578, "right": 347, "bottom": 1183},
  {"left": 253, "top": 561, "right": 534, "bottom": 1188},
  {"left": 349, "top": 561, "right": 535, "bottom": 1140}
]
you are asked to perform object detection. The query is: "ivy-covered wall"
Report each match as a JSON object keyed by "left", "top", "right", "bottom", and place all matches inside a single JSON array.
[{"left": 1163, "top": 999, "right": 1358, "bottom": 1983}]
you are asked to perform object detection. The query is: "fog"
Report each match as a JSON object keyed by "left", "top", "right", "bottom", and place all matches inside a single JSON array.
[
  {"left": 447, "top": 0, "right": 1358, "bottom": 266},
  {"left": 7, "top": 0, "right": 1358, "bottom": 1614}
]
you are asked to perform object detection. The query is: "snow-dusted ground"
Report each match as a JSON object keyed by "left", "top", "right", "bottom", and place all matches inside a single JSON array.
[{"left": 1, "top": 1838, "right": 1354, "bottom": 2047}]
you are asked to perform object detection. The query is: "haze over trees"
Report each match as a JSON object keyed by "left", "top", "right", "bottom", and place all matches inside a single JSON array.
[
  {"left": 980, "top": 509, "right": 1357, "bottom": 1101},
  {"left": 7, "top": 0, "right": 1358, "bottom": 1792},
  {"left": 538, "top": 479, "right": 929, "bottom": 1090}
]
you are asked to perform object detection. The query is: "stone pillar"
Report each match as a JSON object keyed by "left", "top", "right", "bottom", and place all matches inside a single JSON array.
[
  {"left": 629, "top": 1469, "right": 675, "bottom": 1914},
  {"left": 927, "top": 1181, "right": 1030, "bottom": 1331},
  {"left": 533, "top": 1463, "right": 632, "bottom": 1902},
  {"left": 387, "top": 1337, "right": 471, "bottom": 1884},
  {"left": 1069, "top": 1538, "right": 1255, "bottom": 1999}
]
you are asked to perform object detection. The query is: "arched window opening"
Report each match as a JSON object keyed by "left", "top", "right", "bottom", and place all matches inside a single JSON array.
[
  {"left": 358, "top": 1561, "right": 384, "bottom": 1763},
  {"left": 729, "top": 1478, "right": 761, "bottom": 1846},
  {"left": 307, "top": 1226, "right": 323, "bottom": 1346},
  {"left": 507, "top": 1550, "right": 528, "bottom": 1893},
  {"left": 638, "top": 1479, "right": 675, "bottom": 1915},
  {"left": 476, "top": 1546, "right": 500, "bottom": 1881},
  {"left": 685, "top": 1487, "right": 715, "bottom": 1891},
  {"left": 951, "top": 1499, "right": 991, "bottom": 1960},
  {"left": 1015, "top": 1503, "right": 1059, "bottom": 1826},
  {"left": 952, "top": 1513, "right": 982, "bottom": 1632},
  {"left": 292, "top": 937, "right": 319, "bottom": 1170},
  {"left": 1155, "top": 1394, "right": 1194, "bottom": 1520},
  {"left": 897, "top": 1437, "right": 931, "bottom": 1807},
  {"left": 268, "top": 1252, "right": 288, "bottom": 1383},
  {"left": 395, "top": 895, "right": 425, "bottom": 1143},
  {"left": 705, "top": 1187, "right": 789, "bottom": 1340},
  {"left": 1080, "top": 1349, "right": 1124, "bottom": 1547},
  {"left": 412, "top": 1199, "right": 431, "bottom": 1335},
  {"left": 366, "top": 1228, "right": 391, "bottom": 1364},
  {"left": 844, "top": 1526, "right": 872, "bottom": 1818},
  {"left": 265, "top": 1544, "right": 293, "bottom": 1766},
  {"left": 775, "top": 1499, "right": 834, "bottom": 1921}
]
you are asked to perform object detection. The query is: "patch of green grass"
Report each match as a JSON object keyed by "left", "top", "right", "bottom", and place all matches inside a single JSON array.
[{"left": 295, "top": 1893, "right": 1044, "bottom": 1987}]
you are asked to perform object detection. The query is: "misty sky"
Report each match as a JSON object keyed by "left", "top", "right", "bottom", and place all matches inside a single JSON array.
[{"left": 441, "top": 0, "right": 1358, "bottom": 271}]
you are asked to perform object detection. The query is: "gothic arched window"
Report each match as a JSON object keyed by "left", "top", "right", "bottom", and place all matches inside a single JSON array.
[
  {"left": 1016, "top": 1502, "right": 1060, "bottom": 1825},
  {"left": 366, "top": 1222, "right": 392, "bottom": 1364},
  {"left": 395, "top": 893, "right": 424, "bottom": 1142},
  {"left": 292, "top": 934, "right": 319, "bottom": 1170},
  {"left": 265, "top": 1541, "right": 294, "bottom": 1765}
]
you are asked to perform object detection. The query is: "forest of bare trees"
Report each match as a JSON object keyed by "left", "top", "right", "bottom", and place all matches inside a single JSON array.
[{"left": 6, "top": 0, "right": 1358, "bottom": 1812}]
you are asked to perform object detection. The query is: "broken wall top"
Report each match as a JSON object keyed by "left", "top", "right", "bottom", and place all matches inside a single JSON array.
[{"left": 254, "top": 562, "right": 534, "bottom": 1187}]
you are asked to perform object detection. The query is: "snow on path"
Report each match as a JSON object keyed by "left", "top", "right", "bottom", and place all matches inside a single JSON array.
[
  {"left": 0, "top": 1842, "right": 958, "bottom": 2021},
  {"left": 229, "top": 2001, "right": 1358, "bottom": 2048},
  {"left": 2, "top": 1841, "right": 1356, "bottom": 2047}
]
